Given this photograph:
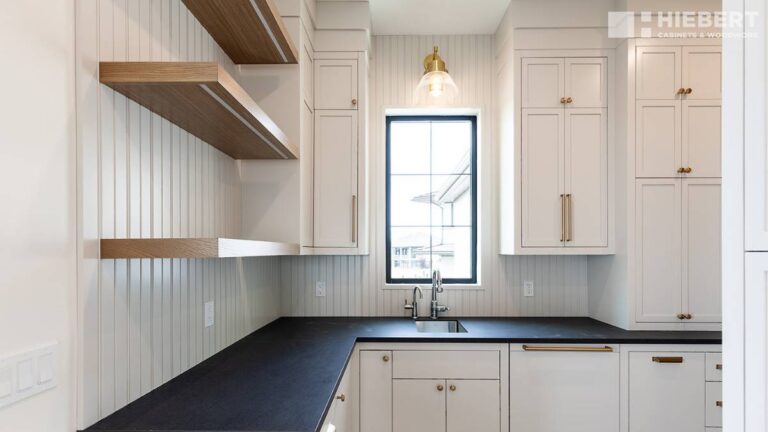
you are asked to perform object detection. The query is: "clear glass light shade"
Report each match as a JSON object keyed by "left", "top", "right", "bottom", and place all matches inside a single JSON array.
[{"left": 417, "top": 70, "right": 457, "bottom": 98}]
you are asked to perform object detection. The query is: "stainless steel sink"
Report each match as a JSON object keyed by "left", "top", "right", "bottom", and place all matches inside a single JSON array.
[{"left": 414, "top": 320, "right": 467, "bottom": 333}]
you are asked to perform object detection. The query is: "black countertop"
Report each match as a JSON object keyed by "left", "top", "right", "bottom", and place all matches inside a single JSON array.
[{"left": 85, "top": 317, "right": 721, "bottom": 432}]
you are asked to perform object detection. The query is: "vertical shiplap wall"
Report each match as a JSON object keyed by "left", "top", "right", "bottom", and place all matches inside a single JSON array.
[
  {"left": 280, "top": 35, "right": 589, "bottom": 317},
  {"left": 77, "top": 0, "right": 281, "bottom": 427}
]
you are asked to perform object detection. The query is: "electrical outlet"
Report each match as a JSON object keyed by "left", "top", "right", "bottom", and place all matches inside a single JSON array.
[
  {"left": 315, "top": 281, "right": 327, "bottom": 297},
  {"left": 523, "top": 280, "right": 535, "bottom": 297},
  {"left": 204, "top": 301, "right": 214, "bottom": 328}
]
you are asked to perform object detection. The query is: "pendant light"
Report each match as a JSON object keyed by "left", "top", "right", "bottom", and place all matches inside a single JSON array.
[{"left": 416, "top": 46, "right": 457, "bottom": 98}]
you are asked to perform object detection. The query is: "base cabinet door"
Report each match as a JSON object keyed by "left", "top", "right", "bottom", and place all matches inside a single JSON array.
[
  {"left": 360, "top": 351, "right": 392, "bottom": 432},
  {"left": 746, "top": 253, "right": 768, "bottom": 430},
  {"left": 629, "top": 352, "right": 705, "bottom": 432},
  {"left": 446, "top": 380, "right": 500, "bottom": 432},
  {"left": 393, "top": 379, "right": 445, "bottom": 432},
  {"left": 509, "top": 345, "right": 619, "bottom": 432}
]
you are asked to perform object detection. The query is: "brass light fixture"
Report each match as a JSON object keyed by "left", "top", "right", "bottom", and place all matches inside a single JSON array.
[{"left": 416, "top": 46, "right": 457, "bottom": 98}]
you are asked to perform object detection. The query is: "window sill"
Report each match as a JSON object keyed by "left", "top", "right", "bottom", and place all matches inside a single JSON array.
[{"left": 383, "top": 283, "right": 484, "bottom": 291}]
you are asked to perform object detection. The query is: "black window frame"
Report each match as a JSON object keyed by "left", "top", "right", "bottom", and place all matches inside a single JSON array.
[{"left": 385, "top": 115, "right": 478, "bottom": 285}]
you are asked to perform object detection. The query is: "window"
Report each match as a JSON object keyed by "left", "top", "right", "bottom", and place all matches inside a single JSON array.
[{"left": 386, "top": 116, "right": 478, "bottom": 284}]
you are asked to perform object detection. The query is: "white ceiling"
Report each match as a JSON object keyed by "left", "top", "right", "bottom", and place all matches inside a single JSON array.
[{"left": 370, "top": 0, "right": 512, "bottom": 35}]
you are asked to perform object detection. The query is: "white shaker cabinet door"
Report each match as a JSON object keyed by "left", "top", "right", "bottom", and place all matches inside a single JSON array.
[
  {"left": 745, "top": 19, "right": 768, "bottom": 249},
  {"left": 521, "top": 58, "right": 565, "bottom": 108},
  {"left": 636, "top": 46, "right": 682, "bottom": 99},
  {"left": 564, "top": 57, "right": 607, "bottom": 108},
  {"left": 629, "top": 352, "right": 706, "bottom": 432},
  {"left": 392, "top": 380, "right": 445, "bottom": 432},
  {"left": 682, "top": 46, "right": 722, "bottom": 100},
  {"left": 314, "top": 110, "right": 358, "bottom": 248},
  {"left": 746, "top": 253, "right": 768, "bottom": 431},
  {"left": 315, "top": 59, "right": 358, "bottom": 110},
  {"left": 682, "top": 179, "right": 722, "bottom": 323},
  {"left": 359, "top": 351, "right": 392, "bottom": 432},
  {"left": 635, "top": 179, "right": 683, "bottom": 323},
  {"left": 564, "top": 108, "right": 608, "bottom": 247},
  {"left": 446, "top": 380, "right": 500, "bottom": 432},
  {"left": 521, "top": 109, "right": 565, "bottom": 248},
  {"left": 682, "top": 100, "right": 722, "bottom": 178},
  {"left": 636, "top": 100, "right": 682, "bottom": 178}
]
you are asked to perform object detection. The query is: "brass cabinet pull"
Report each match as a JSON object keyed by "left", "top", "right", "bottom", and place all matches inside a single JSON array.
[
  {"left": 560, "top": 194, "right": 565, "bottom": 242},
  {"left": 652, "top": 356, "right": 684, "bottom": 363},
  {"left": 560, "top": 97, "right": 567, "bottom": 104},
  {"left": 716, "top": 401, "right": 723, "bottom": 407},
  {"left": 716, "top": 364, "right": 723, "bottom": 370},
  {"left": 684, "top": 313, "right": 693, "bottom": 320},
  {"left": 565, "top": 194, "right": 572, "bottom": 242},
  {"left": 336, "top": 394, "right": 346, "bottom": 402},
  {"left": 566, "top": 97, "right": 573, "bottom": 103},
  {"left": 685, "top": 88, "right": 693, "bottom": 95},
  {"left": 382, "top": 354, "right": 390, "bottom": 362},
  {"left": 351, "top": 195, "right": 357, "bottom": 244},
  {"left": 351, "top": 98, "right": 358, "bottom": 106},
  {"left": 677, "top": 87, "right": 686, "bottom": 95},
  {"left": 449, "top": 384, "right": 456, "bottom": 392},
  {"left": 677, "top": 313, "right": 686, "bottom": 320},
  {"left": 437, "top": 384, "right": 444, "bottom": 391},
  {"left": 522, "top": 345, "right": 614, "bottom": 352},
  {"left": 684, "top": 167, "right": 692, "bottom": 174},
  {"left": 677, "top": 167, "right": 686, "bottom": 174}
]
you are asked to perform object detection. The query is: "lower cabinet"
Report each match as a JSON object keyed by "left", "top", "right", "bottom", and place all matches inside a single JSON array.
[
  {"left": 509, "top": 344, "right": 619, "bottom": 432},
  {"left": 321, "top": 352, "right": 358, "bottom": 432}
]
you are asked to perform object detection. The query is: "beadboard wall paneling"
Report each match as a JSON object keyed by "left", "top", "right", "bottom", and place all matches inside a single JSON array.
[
  {"left": 77, "top": 0, "right": 281, "bottom": 427},
  {"left": 281, "top": 35, "right": 589, "bottom": 317}
]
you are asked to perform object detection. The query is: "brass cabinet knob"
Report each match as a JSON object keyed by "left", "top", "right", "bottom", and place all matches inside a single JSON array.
[
  {"left": 685, "top": 88, "right": 693, "bottom": 94},
  {"left": 351, "top": 98, "right": 358, "bottom": 106},
  {"left": 677, "top": 313, "right": 686, "bottom": 320},
  {"left": 716, "top": 364, "right": 723, "bottom": 370},
  {"left": 566, "top": 97, "right": 573, "bottom": 103},
  {"left": 336, "top": 394, "right": 346, "bottom": 402},
  {"left": 437, "top": 384, "right": 444, "bottom": 391},
  {"left": 560, "top": 97, "right": 567, "bottom": 104},
  {"left": 449, "top": 384, "right": 456, "bottom": 392},
  {"left": 685, "top": 313, "right": 693, "bottom": 320},
  {"left": 677, "top": 167, "right": 686, "bottom": 174},
  {"left": 382, "top": 354, "right": 390, "bottom": 362},
  {"left": 716, "top": 400, "right": 723, "bottom": 407},
  {"left": 684, "top": 167, "right": 692, "bottom": 174},
  {"left": 677, "top": 87, "right": 686, "bottom": 95}
]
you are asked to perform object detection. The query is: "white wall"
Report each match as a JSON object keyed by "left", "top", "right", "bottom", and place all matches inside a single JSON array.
[
  {"left": 0, "top": 1, "right": 77, "bottom": 431},
  {"left": 280, "top": 35, "right": 589, "bottom": 317},
  {"left": 76, "top": 0, "right": 282, "bottom": 428}
]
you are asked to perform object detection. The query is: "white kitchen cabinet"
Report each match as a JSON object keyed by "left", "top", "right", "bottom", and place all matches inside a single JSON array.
[
  {"left": 682, "top": 46, "right": 722, "bottom": 100},
  {"left": 629, "top": 352, "right": 706, "bottom": 432},
  {"left": 682, "top": 100, "right": 721, "bottom": 177},
  {"left": 745, "top": 26, "right": 768, "bottom": 250},
  {"left": 320, "top": 353, "right": 358, "bottom": 432},
  {"left": 565, "top": 57, "right": 607, "bottom": 108},
  {"left": 521, "top": 58, "right": 564, "bottom": 108},
  {"left": 509, "top": 344, "right": 619, "bottom": 432},
  {"left": 706, "top": 382, "right": 723, "bottom": 428},
  {"left": 359, "top": 351, "right": 392, "bottom": 432},
  {"left": 745, "top": 253, "right": 768, "bottom": 431},
  {"left": 635, "top": 179, "right": 683, "bottom": 323},
  {"left": 315, "top": 59, "right": 358, "bottom": 110},
  {"left": 313, "top": 110, "right": 358, "bottom": 248},
  {"left": 635, "top": 100, "right": 681, "bottom": 178},
  {"left": 446, "top": 380, "right": 500, "bottom": 432},
  {"left": 636, "top": 46, "right": 682, "bottom": 99},
  {"left": 393, "top": 380, "right": 445, "bottom": 432}
]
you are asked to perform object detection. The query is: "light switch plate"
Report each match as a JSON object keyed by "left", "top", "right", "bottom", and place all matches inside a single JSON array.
[
  {"left": 204, "top": 301, "right": 214, "bottom": 328},
  {"left": 0, "top": 342, "right": 57, "bottom": 410},
  {"left": 315, "top": 282, "right": 327, "bottom": 297},
  {"left": 523, "top": 280, "right": 535, "bottom": 297}
]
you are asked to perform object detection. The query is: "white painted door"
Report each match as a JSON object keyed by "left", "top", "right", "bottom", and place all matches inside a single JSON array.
[
  {"left": 745, "top": 253, "right": 768, "bottom": 431},
  {"left": 636, "top": 100, "right": 682, "bottom": 178},
  {"left": 393, "top": 379, "right": 445, "bottom": 432},
  {"left": 564, "top": 108, "right": 608, "bottom": 247},
  {"left": 314, "top": 110, "right": 358, "bottom": 248},
  {"left": 682, "top": 100, "right": 722, "bottom": 178},
  {"left": 315, "top": 59, "right": 358, "bottom": 110},
  {"left": 301, "top": 42, "right": 314, "bottom": 107},
  {"left": 635, "top": 179, "right": 682, "bottom": 323},
  {"left": 629, "top": 352, "right": 706, "bottom": 432},
  {"left": 509, "top": 346, "right": 619, "bottom": 432},
  {"left": 682, "top": 179, "right": 722, "bottom": 323},
  {"left": 359, "top": 351, "right": 392, "bottom": 432},
  {"left": 636, "top": 46, "right": 682, "bottom": 99},
  {"left": 521, "top": 109, "right": 564, "bottom": 248},
  {"left": 331, "top": 362, "right": 354, "bottom": 432},
  {"left": 521, "top": 58, "right": 565, "bottom": 108},
  {"left": 564, "top": 57, "right": 607, "bottom": 108},
  {"left": 682, "top": 46, "right": 722, "bottom": 100},
  {"left": 446, "top": 380, "right": 500, "bottom": 432},
  {"left": 746, "top": 23, "right": 768, "bottom": 249}
]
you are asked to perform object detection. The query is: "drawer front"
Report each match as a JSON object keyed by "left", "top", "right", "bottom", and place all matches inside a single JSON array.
[
  {"left": 706, "top": 352, "right": 722, "bottom": 381},
  {"left": 393, "top": 350, "right": 500, "bottom": 379},
  {"left": 706, "top": 381, "right": 723, "bottom": 427}
]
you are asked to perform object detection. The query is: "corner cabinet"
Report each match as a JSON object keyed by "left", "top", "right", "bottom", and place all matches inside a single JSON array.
[{"left": 502, "top": 53, "right": 612, "bottom": 255}]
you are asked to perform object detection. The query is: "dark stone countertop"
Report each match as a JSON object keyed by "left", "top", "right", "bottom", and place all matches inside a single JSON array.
[{"left": 84, "top": 316, "right": 721, "bottom": 432}]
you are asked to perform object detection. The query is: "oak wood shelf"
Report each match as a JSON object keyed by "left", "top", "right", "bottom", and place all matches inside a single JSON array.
[
  {"left": 182, "top": 0, "right": 298, "bottom": 64},
  {"left": 99, "top": 62, "right": 297, "bottom": 160},
  {"left": 100, "top": 238, "right": 300, "bottom": 259}
]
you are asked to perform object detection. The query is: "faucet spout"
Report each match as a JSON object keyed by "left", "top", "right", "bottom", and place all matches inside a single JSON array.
[
  {"left": 430, "top": 270, "right": 449, "bottom": 319},
  {"left": 404, "top": 285, "right": 424, "bottom": 319}
]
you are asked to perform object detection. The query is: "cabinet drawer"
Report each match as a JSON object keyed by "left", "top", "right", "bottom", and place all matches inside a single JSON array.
[
  {"left": 706, "top": 381, "right": 723, "bottom": 427},
  {"left": 706, "top": 352, "right": 722, "bottom": 381},
  {"left": 393, "top": 350, "right": 499, "bottom": 379}
]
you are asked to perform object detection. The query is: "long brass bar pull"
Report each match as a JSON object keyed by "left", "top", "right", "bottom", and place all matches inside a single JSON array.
[
  {"left": 352, "top": 195, "right": 357, "bottom": 243},
  {"left": 560, "top": 194, "right": 565, "bottom": 242},
  {"left": 652, "top": 356, "right": 684, "bottom": 363},
  {"left": 566, "top": 194, "right": 572, "bottom": 242},
  {"left": 522, "top": 345, "right": 614, "bottom": 353}
]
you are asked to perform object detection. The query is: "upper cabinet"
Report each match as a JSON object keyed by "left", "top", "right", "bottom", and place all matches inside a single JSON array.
[
  {"left": 507, "top": 54, "right": 611, "bottom": 255},
  {"left": 745, "top": 19, "right": 768, "bottom": 250},
  {"left": 636, "top": 47, "right": 682, "bottom": 99},
  {"left": 315, "top": 59, "right": 359, "bottom": 110}
]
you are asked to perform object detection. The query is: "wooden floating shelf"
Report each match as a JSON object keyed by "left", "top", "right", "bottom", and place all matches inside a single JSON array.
[
  {"left": 182, "top": 0, "right": 298, "bottom": 64},
  {"left": 99, "top": 62, "right": 297, "bottom": 160},
  {"left": 100, "top": 238, "right": 299, "bottom": 259}
]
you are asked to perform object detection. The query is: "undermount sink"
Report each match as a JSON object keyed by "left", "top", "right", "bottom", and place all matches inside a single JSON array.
[{"left": 414, "top": 320, "right": 467, "bottom": 333}]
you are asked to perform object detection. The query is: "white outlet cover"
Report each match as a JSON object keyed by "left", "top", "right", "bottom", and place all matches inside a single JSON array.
[
  {"left": 204, "top": 301, "right": 214, "bottom": 328},
  {"left": 523, "top": 281, "right": 535, "bottom": 297},
  {"left": 315, "top": 282, "right": 327, "bottom": 297}
]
